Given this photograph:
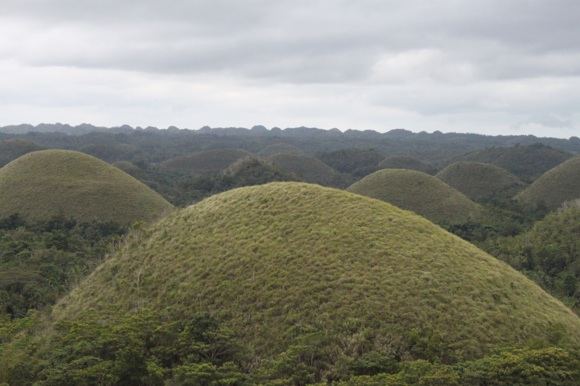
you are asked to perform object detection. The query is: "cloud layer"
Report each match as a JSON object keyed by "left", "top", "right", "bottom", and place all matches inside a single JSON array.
[{"left": 1, "top": 0, "right": 579, "bottom": 136}]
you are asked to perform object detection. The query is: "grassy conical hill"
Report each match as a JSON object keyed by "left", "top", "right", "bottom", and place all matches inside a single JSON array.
[
  {"left": 159, "top": 148, "right": 252, "bottom": 175},
  {"left": 0, "top": 150, "right": 173, "bottom": 224},
  {"left": 24, "top": 183, "right": 579, "bottom": 371},
  {"left": 348, "top": 169, "right": 481, "bottom": 225},
  {"left": 516, "top": 156, "right": 580, "bottom": 210},
  {"left": 378, "top": 155, "right": 436, "bottom": 175},
  {"left": 456, "top": 143, "right": 571, "bottom": 181},
  {"left": 437, "top": 161, "right": 526, "bottom": 201},
  {"left": 268, "top": 153, "right": 351, "bottom": 187}
]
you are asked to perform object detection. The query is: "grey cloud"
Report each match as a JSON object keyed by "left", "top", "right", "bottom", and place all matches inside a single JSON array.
[
  {"left": 1, "top": 0, "right": 580, "bottom": 137},
  {"left": 3, "top": 0, "right": 580, "bottom": 83}
]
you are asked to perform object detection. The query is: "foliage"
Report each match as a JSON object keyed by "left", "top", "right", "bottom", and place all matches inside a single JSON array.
[
  {"left": 0, "top": 309, "right": 249, "bottom": 386},
  {"left": 0, "top": 150, "right": 173, "bottom": 224},
  {"left": 0, "top": 215, "right": 126, "bottom": 321},
  {"left": 318, "top": 148, "right": 384, "bottom": 177},
  {"left": 348, "top": 169, "right": 482, "bottom": 225},
  {"left": 484, "top": 206, "right": 580, "bottom": 313},
  {"left": 333, "top": 347, "right": 580, "bottom": 386},
  {"left": 0, "top": 138, "right": 43, "bottom": 167},
  {"left": 159, "top": 148, "right": 252, "bottom": 176}
]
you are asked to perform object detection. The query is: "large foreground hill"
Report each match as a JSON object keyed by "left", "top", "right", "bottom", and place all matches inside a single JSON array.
[{"left": 2, "top": 183, "right": 578, "bottom": 383}]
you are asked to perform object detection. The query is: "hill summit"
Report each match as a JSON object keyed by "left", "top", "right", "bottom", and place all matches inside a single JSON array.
[
  {"left": 348, "top": 169, "right": 481, "bottom": 224},
  {"left": 0, "top": 150, "right": 173, "bottom": 224}
]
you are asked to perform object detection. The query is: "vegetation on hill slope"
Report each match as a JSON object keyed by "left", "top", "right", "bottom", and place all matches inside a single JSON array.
[
  {"left": 318, "top": 148, "right": 384, "bottom": 177},
  {"left": 116, "top": 157, "right": 299, "bottom": 207},
  {"left": 517, "top": 156, "right": 580, "bottom": 210},
  {"left": 80, "top": 143, "right": 138, "bottom": 162},
  {"left": 0, "top": 139, "right": 43, "bottom": 167},
  {"left": 0, "top": 150, "right": 173, "bottom": 224},
  {"left": 348, "top": 169, "right": 481, "bottom": 225},
  {"left": 269, "top": 153, "right": 351, "bottom": 187},
  {"left": 0, "top": 216, "right": 126, "bottom": 321},
  {"left": 456, "top": 143, "right": 572, "bottom": 182},
  {"left": 484, "top": 206, "right": 580, "bottom": 313},
  {"left": 437, "top": 161, "right": 525, "bottom": 202},
  {"left": 2, "top": 183, "right": 579, "bottom": 384},
  {"left": 378, "top": 156, "right": 437, "bottom": 175},
  {"left": 159, "top": 148, "right": 252, "bottom": 175}
]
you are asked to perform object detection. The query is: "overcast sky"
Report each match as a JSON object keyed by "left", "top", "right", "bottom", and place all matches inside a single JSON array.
[{"left": 1, "top": 0, "right": 579, "bottom": 137}]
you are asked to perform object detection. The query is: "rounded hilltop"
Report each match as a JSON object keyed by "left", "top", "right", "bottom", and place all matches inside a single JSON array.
[
  {"left": 0, "top": 150, "right": 173, "bottom": 224},
  {"left": 159, "top": 148, "right": 252, "bottom": 175},
  {"left": 348, "top": 168, "right": 481, "bottom": 225},
  {"left": 378, "top": 155, "right": 437, "bottom": 175},
  {"left": 25, "top": 183, "right": 578, "bottom": 373},
  {"left": 517, "top": 156, "right": 580, "bottom": 210},
  {"left": 437, "top": 161, "right": 525, "bottom": 201}
]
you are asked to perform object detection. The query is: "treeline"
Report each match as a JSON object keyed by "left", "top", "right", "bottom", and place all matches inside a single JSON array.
[
  {"left": 2, "top": 308, "right": 578, "bottom": 385},
  {"left": 0, "top": 215, "right": 126, "bottom": 321}
]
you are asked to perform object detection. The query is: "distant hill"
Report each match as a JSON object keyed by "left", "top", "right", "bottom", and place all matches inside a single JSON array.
[
  {"left": 0, "top": 139, "right": 44, "bottom": 167},
  {"left": 2, "top": 124, "right": 580, "bottom": 167},
  {"left": 3, "top": 183, "right": 578, "bottom": 383},
  {"left": 257, "top": 142, "right": 304, "bottom": 157},
  {"left": 455, "top": 143, "right": 572, "bottom": 181},
  {"left": 80, "top": 143, "right": 138, "bottom": 162},
  {"left": 517, "top": 156, "right": 580, "bottom": 210},
  {"left": 268, "top": 153, "right": 351, "bottom": 187},
  {"left": 378, "top": 155, "right": 437, "bottom": 175},
  {"left": 348, "top": 169, "right": 481, "bottom": 225},
  {"left": 318, "top": 148, "right": 384, "bottom": 177},
  {"left": 437, "top": 161, "right": 525, "bottom": 201},
  {"left": 222, "top": 156, "right": 298, "bottom": 186},
  {"left": 159, "top": 148, "right": 252, "bottom": 175},
  {"left": 0, "top": 150, "right": 173, "bottom": 223}
]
